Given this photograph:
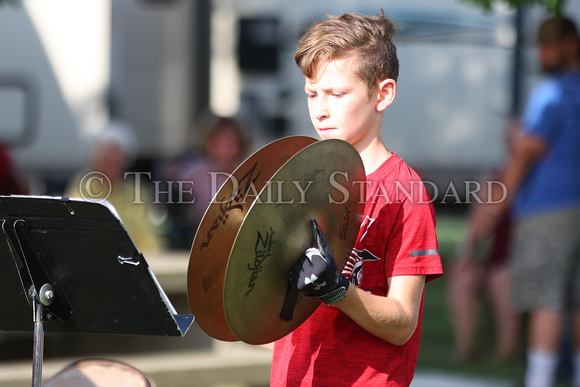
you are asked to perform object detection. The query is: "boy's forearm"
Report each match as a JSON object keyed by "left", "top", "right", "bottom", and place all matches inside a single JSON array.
[{"left": 334, "top": 275, "right": 425, "bottom": 345}]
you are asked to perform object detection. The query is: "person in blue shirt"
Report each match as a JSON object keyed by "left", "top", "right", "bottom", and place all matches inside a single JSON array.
[{"left": 475, "top": 16, "right": 580, "bottom": 387}]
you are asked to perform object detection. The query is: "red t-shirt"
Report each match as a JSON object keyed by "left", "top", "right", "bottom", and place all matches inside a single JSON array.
[{"left": 271, "top": 154, "right": 443, "bottom": 386}]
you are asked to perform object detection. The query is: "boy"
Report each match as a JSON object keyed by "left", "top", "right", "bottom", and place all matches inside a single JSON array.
[{"left": 270, "top": 11, "right": 443, "bottom": 386}]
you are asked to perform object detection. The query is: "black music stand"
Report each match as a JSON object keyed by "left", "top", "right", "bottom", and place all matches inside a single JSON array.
[{"left": 0, "top": 195, "right": 194, "bottom": 386}]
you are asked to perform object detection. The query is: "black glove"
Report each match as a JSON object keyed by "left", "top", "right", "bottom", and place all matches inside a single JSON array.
[{"left": 289, "top": 219, "right": 350, "bottom": 305}]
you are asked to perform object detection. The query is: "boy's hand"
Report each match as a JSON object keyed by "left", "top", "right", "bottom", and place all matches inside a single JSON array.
[{"left": 289, "top": 219, "right": 350, "bottom": 305}]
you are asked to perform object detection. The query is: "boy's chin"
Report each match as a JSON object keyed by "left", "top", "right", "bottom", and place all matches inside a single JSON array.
[{"left": 316, "top": 129, "right": 342, "bottom": 141}]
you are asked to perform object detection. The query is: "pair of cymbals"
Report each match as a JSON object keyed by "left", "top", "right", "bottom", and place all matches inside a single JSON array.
[{"left": 187, "top": 136, "right": 365, "bottom": 344}]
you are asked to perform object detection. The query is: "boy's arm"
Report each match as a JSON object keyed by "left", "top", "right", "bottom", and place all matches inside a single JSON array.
[
  {"left": 473, "top": 132, "right": 546, "bottom": 237},
  {"left": 290, "top": 220, "right": 432, "bottom": 345},
  {"left": 335, "top": 275, "right": 425, "bottom": 345}
]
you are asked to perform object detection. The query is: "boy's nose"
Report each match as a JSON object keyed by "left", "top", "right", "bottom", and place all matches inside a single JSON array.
[{"left": 314, "top": 98, "right": 330, "bottom": 120}]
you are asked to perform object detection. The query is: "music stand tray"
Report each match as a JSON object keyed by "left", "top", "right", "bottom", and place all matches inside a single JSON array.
[{"left": 0, "top": 195, "right": 194, "bottom": 386}]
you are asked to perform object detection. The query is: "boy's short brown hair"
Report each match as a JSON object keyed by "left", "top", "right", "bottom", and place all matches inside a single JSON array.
[{"left": 294, "top": 10, "right": 399, "bottom": 96}]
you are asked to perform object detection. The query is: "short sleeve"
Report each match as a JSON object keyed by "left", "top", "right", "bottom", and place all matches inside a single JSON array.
[
  {"left": 522, "top": 80, "right": 563, "bottom": 147},
  {"left": 384, "top": 181, "right": 442, "bottom": 283}
]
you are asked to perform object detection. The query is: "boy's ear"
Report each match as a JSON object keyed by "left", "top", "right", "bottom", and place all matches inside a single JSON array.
[{"left": 376, "top": 79, "right": 397, "bottom": 112}]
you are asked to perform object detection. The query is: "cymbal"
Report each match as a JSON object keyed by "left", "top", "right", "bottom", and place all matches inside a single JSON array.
[
  {"left": 223, "top": 139, "right": 365, "bottom": 344},
  {"left": 187, "top": 136, "right": 317, "bottom": 341}
]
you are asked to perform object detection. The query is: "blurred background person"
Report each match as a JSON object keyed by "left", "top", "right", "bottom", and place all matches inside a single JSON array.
[
  {"left": 160, "top": 116, "right": 248, "bottom": 249},
  {"left": 448, "top": 208, "right": 518, "bottom": 361},
  {"left": 0, "top": 143, "right": 27, "bottom": 195},
  {"left": 65, "top": 119, "right": 161, "bottom": 253},
  {"left": 448, "top": 121, "right": 521, "bottom": 362},
  {"left": 474, "top": 15, "right": 580, "bottom": 387}
]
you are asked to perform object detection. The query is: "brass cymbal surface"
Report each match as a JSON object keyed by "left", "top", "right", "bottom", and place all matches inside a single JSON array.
[
  {"left": 223, "top": 139, "right": 365, "bottom": 344},
  {"left": 187, "top": 136, "right": 317, "bottom": 341}
]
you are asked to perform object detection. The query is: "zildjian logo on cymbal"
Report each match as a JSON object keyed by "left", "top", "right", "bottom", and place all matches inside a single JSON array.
[{"left": 245, "top": 227, "right": 276, "bottom": 297}]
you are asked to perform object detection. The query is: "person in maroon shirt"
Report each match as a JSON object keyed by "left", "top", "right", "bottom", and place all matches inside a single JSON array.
[{"left": 0, "top": 144, "right": 26, "bottom": 195}]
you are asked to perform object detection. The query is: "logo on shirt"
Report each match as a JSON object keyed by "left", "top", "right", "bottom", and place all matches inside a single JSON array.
[
  {"left": 343, "top": 248, "right": 380, "bottom": 287},
  {"left": 341, "top": 216, "right": 380, "bottom": 286}
]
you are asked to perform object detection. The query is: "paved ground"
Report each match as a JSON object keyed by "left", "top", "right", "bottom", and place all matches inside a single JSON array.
[{"left": 412, "top": 371, "right": 515, "bottom": 387}]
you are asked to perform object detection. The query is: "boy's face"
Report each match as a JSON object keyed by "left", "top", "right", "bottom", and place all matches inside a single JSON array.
[{"left": 304, "top": 58, "right": 384, "bottom": 150}]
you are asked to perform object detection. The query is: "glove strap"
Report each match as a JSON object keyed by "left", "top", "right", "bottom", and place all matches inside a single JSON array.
[
  {"left": 319, "top": 276, "right": 350, "bottom": 305},
  {"left": 319, "top": 286, "right": 347, "bottom": 305}
]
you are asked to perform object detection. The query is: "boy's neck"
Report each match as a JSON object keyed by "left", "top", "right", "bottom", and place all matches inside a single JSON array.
[{"left": 357, "top": 139, "right": 392, "bottom": 175}]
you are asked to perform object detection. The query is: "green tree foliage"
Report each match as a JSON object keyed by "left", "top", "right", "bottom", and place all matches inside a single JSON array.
[
  {"left": 0, "top": 0, "right": 20, "bottom": 6},
  {"left": 461, "top": 0, "right": 567, "bottom": 15}
]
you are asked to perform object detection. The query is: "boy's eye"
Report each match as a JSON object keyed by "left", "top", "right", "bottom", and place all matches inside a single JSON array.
[
  {"left": 332, "top": 92, "right": 345, "bottom": 97},
  {"left": 306, "top": 93, "right": 317, "bottom": 99}
]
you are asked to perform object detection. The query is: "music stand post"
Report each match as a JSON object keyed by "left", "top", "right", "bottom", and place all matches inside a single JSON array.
[
  {"left": 32, "top": 298, "right": 47, "bottom": 387},
  {"left": 0, "top": 196, "right": 194, "bottom": 387},
  {"left": 31, "top": 283, "right": 65, "bottom": 386}
]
